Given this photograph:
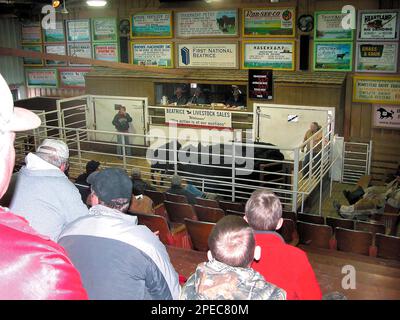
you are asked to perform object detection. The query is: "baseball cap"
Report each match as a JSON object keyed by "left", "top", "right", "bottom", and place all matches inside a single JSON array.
[
  {"left": 87, "top": 168, "right": 132, "bottom": 205},
  {"left": 37, "top": 139, "right": 69, "bottom": 159},
  {"left": 0, "top": 73, "right": 41, "bottom": 133}
]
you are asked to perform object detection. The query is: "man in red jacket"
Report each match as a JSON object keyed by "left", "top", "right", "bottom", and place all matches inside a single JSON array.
[
  {"left": 245, "top": 190, "right": 322, "bottom": 300},
  {"left": 0, "top": 73, "right": 88, "bottom": 300}
]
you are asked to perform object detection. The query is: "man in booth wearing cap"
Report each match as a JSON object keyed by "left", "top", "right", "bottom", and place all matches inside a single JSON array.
[
  {"left": 0, "top": 73, "right": 88, "bottom": 299},
  {"left": 58, "top": 167, "right": 180, "bottom": 300},
  {"left": 10, "top": 138, "right": 88, "bottom": 241}
]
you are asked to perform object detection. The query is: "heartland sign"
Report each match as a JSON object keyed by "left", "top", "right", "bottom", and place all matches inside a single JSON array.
[{"left": 165, "top": 107, "right": 232, "bottom": 129}]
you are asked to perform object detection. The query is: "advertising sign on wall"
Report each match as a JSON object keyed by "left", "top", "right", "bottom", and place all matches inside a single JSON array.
[
  {"left": 248, "top": 69, "right": 273, "bottom": 100},
  {"left": 356, "top": 42, "right": 398, "bottom": 73},
  {"left": 314, "top": 11, "right": 354, "bottom": 41},
  {"left": 93, "top": 43, "right": 119, "bottom": 62},
  {"left": 314, "top": 42, "right": 353, "bottom": 71},
  {"left": 242, "top": 41, "right": 295, "bottom": 70},
  {"left": 26, "top": 68, "right": 58, "bottom": 88},
  {"left": 176, "top": 10, "right": 238, "bottom": 37},
  {"left": 131, "top": 42, "right": 173, "bottom": 67},
  {"left": 45, "top": 44, "right": 67, "bottom": 66},
  {"left": 131, "top": 11, "right": 173, "bottom": 38},
  {"left": 67, "top": 43, "right": 92, "bottom": 66},
  {"left": 92, "top": 17, "right": 118, "bottom": 42},
  {"left": 353, "top": 76, "right": 400, "bottom": 104},
  {"left": 21, "top": 22, "right": 42, "bottom": 44},
  {"left": 177, "top": 43, "right": 238, "bottom": 69},
  {"left": 242, "top": 8, "right": 295, "bottom": 37},
  {"left": 372, "top": 104, "right": 400, "bottom": 129},
  {"left": 165, "top": 107, "right": 232, "bottom": 129},
  {"left": 22, "top": 45, "right": 43, "bottom": 66},
  {"left": 59, "top": 68, "right": 91, "bottom": 88},
  {"left": 66, "top": 19, "right": 91, "bottom": 42},
  {"left": 357, "top": 9, "right": 400, "bottom": 40},
  {"left": 43, "top": 21, "right": 65, "bottom": 43}
]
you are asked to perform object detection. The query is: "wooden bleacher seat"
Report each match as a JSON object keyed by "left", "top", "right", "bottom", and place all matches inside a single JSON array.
[
  {"left": 355, "top": 221, "right": 386, "bottom": 236},
  {"left": 144, "top": 190, "right": 166, "bottom": 206},
  {"left": 184, "top": 218, "right": 215, "bottom": 252},
  {"left": 297, "top": 221, "right": 333, "bottom": 249},
  {"left": 165, "top": 192, "right": 188, "bottom": 204},
  {"left": 225, "top": 210, "right": 245, "bottom": 217},
  {"left": 164, "top": 201, "right": 198, "bottom": 224},
  {"left": 326, "top": 216, "right": 355, "bottom": 231},
  {"left": 297, "top": 213, "right": 325, "bottom": 225},
  {"left": 278, "top": 218, "right": 299, "bottom": 246},
  {"left": 195, "top": 197, "right": 219, "bottom": 208},
  {"left": 282, "top": 211, "right": 297, "bottom": 222},
  {"left": 194, "top": 205, "right": 224, "bottom": 223},
  {"left": 371, "top": 212, "right": 400, "bottom": 236},
  {"left": 130, "top": 212, "right": 186, "bottom": 247},
  {"left": 219, "top": 200, "right": 244, "bottom": 213},
  {"left": 384, "top": 203, "right": 400, "bottom": 214},
  {"left": 375, "top": 233, "right": 400, "bottom": 261},
  {"left": 335, "top": 227, "right": 374, "bottom": 256}
]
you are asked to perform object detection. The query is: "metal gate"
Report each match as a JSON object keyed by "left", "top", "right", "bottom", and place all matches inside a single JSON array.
[{"left": 341, "top": 141, "right": 372, "bottom": 184}]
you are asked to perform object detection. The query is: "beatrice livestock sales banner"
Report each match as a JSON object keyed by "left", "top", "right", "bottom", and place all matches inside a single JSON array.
[
  {"left": 176, "top": 10, "right": 238, "bottom": 37},
  {"left": 165, "top": 108, "right": 232, "bottom": 129},
  {"left": 242, "top": 8, "right": 295, "bottom": 37},
  {"left": 353, "top": 76, "right": 400, "bottom": 104},
  {"left": 131, "top": 42, "right": 173, "bottom": 68},
  {"left": 177, "top": 43, "right": 238, "bottom": 69},
  {"left": 357, "top": 9, "right": 400, "bottom": 40}
]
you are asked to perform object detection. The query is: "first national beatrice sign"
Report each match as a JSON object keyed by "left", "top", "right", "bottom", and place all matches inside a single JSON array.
[
  {"left": 165, "top": 107, "right": 232, "bottom": 129},
  {"left": 177, "top": 43, "right": 238, "bottom": 69}
]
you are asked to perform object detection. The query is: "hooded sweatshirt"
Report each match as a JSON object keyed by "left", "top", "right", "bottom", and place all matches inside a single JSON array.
[
  {"left": 10, "top": 153, "right": 88, "bottom": 241},
  {"left": 180, "top": 259, "right": 286, "bottom": 300}
]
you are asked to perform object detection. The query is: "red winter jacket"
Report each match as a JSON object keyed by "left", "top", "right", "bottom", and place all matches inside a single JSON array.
[
  {"left": 0, "top": 207, "right": 88, "bottom": 300},
  {"left": 252, "top": 232, "right": 322, "bottom": 300}
]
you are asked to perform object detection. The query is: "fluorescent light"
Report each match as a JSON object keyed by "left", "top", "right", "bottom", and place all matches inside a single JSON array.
[{"left": 86, "top": 0, "right": 107, "bottom": 7}]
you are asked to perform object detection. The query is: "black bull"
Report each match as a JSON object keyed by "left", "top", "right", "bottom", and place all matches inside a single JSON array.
[{"left": 149, "top": 142, "right": 285, "bottom": 199}]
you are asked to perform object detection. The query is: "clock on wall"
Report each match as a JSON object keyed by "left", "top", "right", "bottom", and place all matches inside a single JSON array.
[{"left": 297, "top": 14, "right": 314, "bottom": 32}]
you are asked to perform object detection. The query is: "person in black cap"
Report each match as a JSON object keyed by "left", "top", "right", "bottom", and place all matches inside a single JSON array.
[
  {"left": 58, "top": 167, "right": 180, "bottom": 300},
  {"left": 75, "top": 160, "right": 101, "bottom": 204}
]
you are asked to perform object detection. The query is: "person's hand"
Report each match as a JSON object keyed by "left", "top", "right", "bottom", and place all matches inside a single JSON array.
[{"left": 154, "top": 230, "right": 160, "bottom": 237}]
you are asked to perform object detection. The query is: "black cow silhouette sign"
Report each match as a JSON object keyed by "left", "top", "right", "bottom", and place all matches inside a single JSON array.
[{"left": 376, "top": 107, "right": 394, "bottom": 119}]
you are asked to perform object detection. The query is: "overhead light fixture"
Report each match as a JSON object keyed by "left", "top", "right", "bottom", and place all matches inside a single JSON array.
[
  {"left": 86, "top": 0, "right": 107, "bottom": 7},
  {"left": 61, "top": 0, "right": 69, "bottom": 14},
  {"left": 52, "top": 0, "right": 61, "bottom": 8}
]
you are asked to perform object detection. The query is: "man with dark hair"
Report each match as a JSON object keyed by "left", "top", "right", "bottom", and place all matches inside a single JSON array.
[
  {"left": 245, "top": 189, "right": 321, "bottom": 300},
  {"left": 10, "top": 138, "right": 88, "bottom": 241},
  {"left": 129, "top": 182, "right": 154, "bottom": 215},
  {"left": 0, "top": 73, "right": 88, "bottom": 299},
  {"left": 112, "top": 105, "right": 132, "bottom": 156},
  {"left": 75, "top": 160, "right": 101, "bottom": 203},
  {"left": 58, "top": 168, "right": 180, "bottom": 300},
  {"left": 180, "top": 215, "right": 286, "bottom": 300}
]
